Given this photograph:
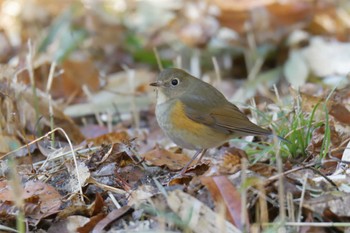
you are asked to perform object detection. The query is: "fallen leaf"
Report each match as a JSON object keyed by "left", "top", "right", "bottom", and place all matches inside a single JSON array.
[
  {"left": 168, "top": 176, "right": 193, "bottom": 186},
  {"left": 249, "top": 163, "right": 277, "bottom": 177},
  {"left": 128, "top": 185, "right": 157, "bottom": 207},
  {"left": 91, "top": 206, "right": 132, "bottom": 233},
  {"left": 0, "top": 180, "right": 62, "bottom": 223},
  {"left": 141, "top": 146, "right": 193, "bottom": 171},
  {"left": 201, "top": 176, "right": 247, "bottom": 229},
  {"left": 86, "top": 131, "right": 131, "bottom": 146},
  {"left": 329, "top": 103, "right": 350, "bottom": 125},
  {"left": 167, "top": 189, "right": 241, "bottom": 233},
  {"left": 23, "top": 180, "right": 62, "bottom": 219},
  {"left": 60, "top": 58, "right": 100, "bottom": 100},
  {"left": 290, "top": 88, "right": 350, "bottom": 137},
  {"left": 77, "top": 213, "right": 106, "bottom": 233},
  {"left": 213, "top": 0, "right": 314, "bottom": 43},
  {"left": 217, "top": 147, "right": 246, "bottom": 174},
  {"left": 66, "top": 161, "right": 91, "bottom": 193}
]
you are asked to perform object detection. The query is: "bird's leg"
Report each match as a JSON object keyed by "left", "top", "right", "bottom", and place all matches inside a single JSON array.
[{"left": 179, "top": 149, "right": 207, "bottom": 175}]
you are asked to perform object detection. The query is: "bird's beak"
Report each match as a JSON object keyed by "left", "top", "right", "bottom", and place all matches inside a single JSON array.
[{"left": 150, "top": 81, "right": 162, "bottom": 87}]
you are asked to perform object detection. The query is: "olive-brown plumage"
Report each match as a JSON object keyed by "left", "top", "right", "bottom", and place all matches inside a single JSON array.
[{"left": 150, "top": 68, "right": 274, "bottom": 174}]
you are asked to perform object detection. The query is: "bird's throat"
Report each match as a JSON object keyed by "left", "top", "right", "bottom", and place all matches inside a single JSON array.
[{"left": 156, "top": 90, "right": 169, "bottom": 105}]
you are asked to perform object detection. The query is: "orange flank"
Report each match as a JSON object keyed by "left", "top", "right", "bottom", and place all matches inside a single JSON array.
[
  {"left": 168, "top": 100, "right": 230, "bottom": 149},
  {"left": 170, "top": 101, "right": 207, "bottom": 134}
]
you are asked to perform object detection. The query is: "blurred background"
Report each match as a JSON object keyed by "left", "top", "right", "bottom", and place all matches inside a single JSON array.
[
  {"left": 1, "top": 0, "right": 349, "bottom": 92},
  {"left": 0, "top": 0, "right": 350, "bottom": 133}
]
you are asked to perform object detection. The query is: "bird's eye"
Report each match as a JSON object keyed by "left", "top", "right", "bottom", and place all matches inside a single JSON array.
[{"left": 171, "top": 78, "right": 179, "bottom": 86}]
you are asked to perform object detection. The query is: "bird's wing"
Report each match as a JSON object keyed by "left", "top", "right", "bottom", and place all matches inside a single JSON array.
[{"left": 183, "top": 100, "right": 272, "bottom": 136}]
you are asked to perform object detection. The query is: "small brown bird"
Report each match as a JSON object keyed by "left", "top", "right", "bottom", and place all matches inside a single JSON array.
[{"left": 150, "top": 68, "right": 283, "bottom": 174}]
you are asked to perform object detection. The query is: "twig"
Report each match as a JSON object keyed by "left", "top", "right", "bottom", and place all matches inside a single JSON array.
[
  {"left": 48, "top": 95, "right": 55, "bottom": 147},
  {"left": 46, "top": 61, "right": 56, "bottom": 94},
  {"left": 297, "top": 173, "right": 308, "bottom": 232},
  {"left": 273, "top": 84, "right": 281, "bottom": 105},
  {"left": 212, "top": 56, "right": 222, "bottom": 88},
  {"left": 122, "top": 65, "right": 139, "bottom": 130},
  {"left": 241, "top": 158, "right": 248, "bottom": 231},
  {"left": 88, "top": 177, "right": 126, "bottom": 195},
  {"left": 266, "top": 163, "right": 315, "bottom": 183},
  {"left": 286, "top": 192, "right": 295, "bottom": 222},
  {"left": 82, "top": 85, "right": 104, "bottom": 126},
  {"left": 153, "top": 47, "right": 163, "bottom": 71},
  {"left": 263, "top": 222, "right": 350, "bottom": 227},
  {"left": 190, "top": 49, "right": 201, "bottom": 78},
  {"left": 26, "top": 40, "right": 40, "bottom": 135},
  {"left": 275, "top": 137, "right": 286, "bottom": 232},
  {"left": 108, "top": 191, "right": 122, "bottom": 208},
  {"left": 247, "top": 57, "right": 264, "bottom": 81},
  {"left": 175, "top": 55, "right": 182, "bottom": 69},
  {"left": 1, "top": 127, "right": 85, "bottom": 202}
]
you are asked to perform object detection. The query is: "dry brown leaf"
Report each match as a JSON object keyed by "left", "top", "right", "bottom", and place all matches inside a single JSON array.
[
  {"left": 291, "top": 88, "right": 350, "bottom": 132},
  {"left": 184, "top": 162, "right": 210, "bottom": 176},
  {"left": 141, "top": 146, "right": 193, "bottom": 171},
  {"left": 168, "top": 176, "right": 194, "bottom": 186},
  {"left": 0, "top": 197, "right": 39, "bottom": 218},
  {"left": 60, "top": 59, "right": 100, "bottom": 100},
  {"left": 213, "top": 0, "right": 313, "bottom": 43},
  {"left": 18, "top": 56, "right": 99, "bottom": 102},
  {"left": 86, "top": 131, "right": 131, "bottom": 146},
  {"left": 23, "top": 180, "right": 62, "bottom": 218},
  {"left": 91, "top": 206, "right": 132, "bottom": 233},
  {"left": 57, "top": 194, "right": 105, "bottom": 220},
  {"left": 88, "top": 145, "right": 134, "bottom": 170},
  {"left": 77, "top": 213, "right": 106, "bottom": 233},
  {"left": 201, "top": 176, "right": 247, "bottom": 229},
  {"left": 0, "top": 180, "right": 62, "bottom": 222},
  {"left": 167, "top": 163, "right": 211, "bottom": 186},
  {"left": 249, "top": 163, "right": 277, "bottom": 177},
  {"left": 329, "top": 103, "right": 350, "bottom": 125},
  {"left": 167, "top": 189, "right": 241, "bottom": 233},
  {"left": 217, "top": 147, "right": 246, "bottom": 174},
  {"left": 116, "top": 165, "right": 144, "bottom": 189},
  {"left": 309, "top": 6, "right": 350, "bottom": 41}
]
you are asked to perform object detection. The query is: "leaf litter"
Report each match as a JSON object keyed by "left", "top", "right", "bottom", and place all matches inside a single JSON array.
[{"left": 0, "top": 0, "right": 350, "bottom": 232}]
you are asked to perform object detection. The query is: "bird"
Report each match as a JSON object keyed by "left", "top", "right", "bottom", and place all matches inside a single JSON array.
[{"left": 150, "top": 68, "right": 284, "bottom": 175}]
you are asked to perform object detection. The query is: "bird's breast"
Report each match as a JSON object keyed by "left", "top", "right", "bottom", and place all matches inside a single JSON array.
[{"left": 155, "top": 100, "right": 230, "bottom": 150}]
